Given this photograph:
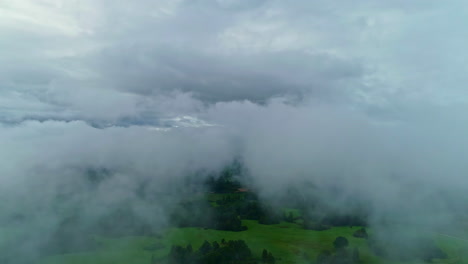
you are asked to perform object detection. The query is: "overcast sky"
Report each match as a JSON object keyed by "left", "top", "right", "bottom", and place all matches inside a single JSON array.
[
  {"left": 2, "top": 0, "right": 468, "bottom": 124},
  {"left": 1, "top": 1, "right": 468, "bottom": 259}
]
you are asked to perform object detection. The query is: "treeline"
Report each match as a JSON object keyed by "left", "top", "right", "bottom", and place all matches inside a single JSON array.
[
  {"left": 170, "top": 197, "right": 281, "bottom": 231},
  {"left": 172, "top": 172, "right": 369, "bottom": 233},
  {"left": 170, "top": 198, "right": 247, "bottom": 231},
  {"left": 171, "top": 184, "right": 281, "bottom": 231},
  {"left": 216, "top": 194, "right": 281, "bottom": 225},
  {"left": 206, "top": 171, "right": 241, "bottom": 193},
  {"left": 162, "top": 239, "right": 275, "bottom": 264},
  {"left": 179, "top": 161, "right": 369, "bottom": 232}
]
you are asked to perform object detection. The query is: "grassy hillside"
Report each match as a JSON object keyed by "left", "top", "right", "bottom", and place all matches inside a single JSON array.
[{"left": 39, "top": 220, "right": 468, "bottom": 264}]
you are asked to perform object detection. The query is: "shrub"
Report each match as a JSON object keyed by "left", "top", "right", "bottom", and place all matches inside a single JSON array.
[{"left": 333, "top": 237, "right": 349, "bottom": 249}]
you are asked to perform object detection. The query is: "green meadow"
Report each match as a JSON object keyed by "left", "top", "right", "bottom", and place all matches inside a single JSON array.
[{"left": 39, "top": 220, "right": 468, "bottom": 264}]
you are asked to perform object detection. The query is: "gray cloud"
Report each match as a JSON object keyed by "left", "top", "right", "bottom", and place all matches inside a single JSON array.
[{"left": 3, "top": 0, "right": 467, "bottom": 122}]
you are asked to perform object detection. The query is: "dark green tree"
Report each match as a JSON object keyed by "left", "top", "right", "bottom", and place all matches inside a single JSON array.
[
  {"left": 187, "top": 244, "right": 193, "bottom": 253},
  {"left": 353, "top": 228, "right": 368, "bottom": 239},
  {"left": 212, "top": 241, "right": 220, "bottom": 250},
  {"left": 333, "top": 237, "right": 349, "bottom": 249},
  {"left": 262, "top": 249, "right": 268, "bottom": 262},
  {"left": 198, "top": 240, "right": 212, "bottom": 255},
  {"left": 267, "top": 252, "right": 276, "bottom": 264}
]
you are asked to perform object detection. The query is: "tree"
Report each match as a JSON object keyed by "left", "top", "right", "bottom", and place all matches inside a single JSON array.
[
  {"left": 267, "top": 252, "right": 276, "bottom": 264},
  {"left": 186, "top": 244, "right": 193, "bottom": 253},
  {"left": 333, "top": 237, "right": 349, "bottom": 249},
  {"left": 261, "top": 249, "right": 276, "bottom": 264},
  {"left": 198, "top": 240, "right": 212, "bottom": 255},
  {"left": 262, "top": 249, "right": 268, "bottom": 262},
  {"left": 171, "top": 239, "right": 258, "bottom": 264},
  {"left": 213, "top": 208, "right": 247, "bottom": 231},
  {"left": 353, "top": 228, "right": 368, "bottom": 239},
  {"left": 212, "top": 241, "right": 220, "bottom": 250},
  {"left": 169, "top": 245, "right": 187, "bottom": 264}
]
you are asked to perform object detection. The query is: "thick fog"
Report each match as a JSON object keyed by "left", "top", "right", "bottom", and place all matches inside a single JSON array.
[{"left": 1, "top": 0, "right": 468, "bottom": 262}]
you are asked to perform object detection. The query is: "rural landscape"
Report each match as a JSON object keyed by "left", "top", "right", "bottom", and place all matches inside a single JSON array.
[{"left": 1, "top": 163, "right": 467, "bottom": 264}]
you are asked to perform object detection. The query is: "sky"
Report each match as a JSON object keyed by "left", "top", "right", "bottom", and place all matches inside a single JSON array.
[
  {"left": 2, "top": 0, "right": 468, "bottom": 124},
  {"left": 1, "top": 0, "right": 468, "bottom": 261}
]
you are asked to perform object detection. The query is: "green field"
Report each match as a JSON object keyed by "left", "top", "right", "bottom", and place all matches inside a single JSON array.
[{"left": 38, "top": 220, "right": 468, "bottom": 264}]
